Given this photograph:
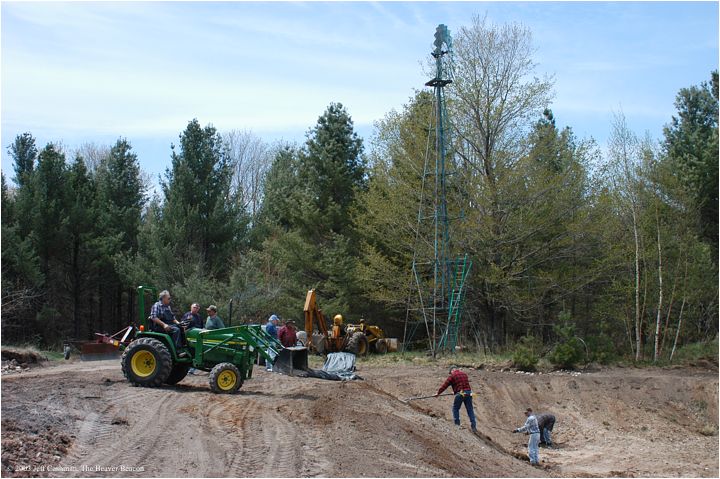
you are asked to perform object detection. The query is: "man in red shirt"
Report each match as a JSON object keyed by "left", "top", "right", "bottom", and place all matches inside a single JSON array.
[
  {"left": 278, "top": 320, "right": 298, "bottom": 348},
  {"left": 435, "top": 366, "right": 477, "bottom": 432}
]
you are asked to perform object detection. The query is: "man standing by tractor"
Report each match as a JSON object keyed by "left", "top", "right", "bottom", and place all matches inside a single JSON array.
[
  {"left": 278, "top": 320, "right": 297, "bottom": 347},
  {"left": 513, "top": 407, "right": 541, "bottom": 466},
  {"left": 265, "top": 314, "right": 279, "bottom": 339},
  {"left": 435, "top": 366, "right": 477, "bottom": 433},
  {"left": 205, "top": 305, "right": 225, "bottom": 330},
  {"left": 149, "top": 290, "right": 188, "bottom": 357}
]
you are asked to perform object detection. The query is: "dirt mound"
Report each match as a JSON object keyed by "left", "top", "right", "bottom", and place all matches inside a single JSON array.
[
  {"left": 1, "top": 348, "right": 47, "bottom": 365},
  {"left": 367, "top": 364, "right": 719, "bottom": 477}
]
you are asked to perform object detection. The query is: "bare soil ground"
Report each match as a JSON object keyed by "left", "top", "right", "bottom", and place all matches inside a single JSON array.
[{"left": 1, "top": 357, "right": 717, "bottom": 477}]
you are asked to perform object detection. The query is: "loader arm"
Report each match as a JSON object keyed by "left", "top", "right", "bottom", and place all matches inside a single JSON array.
[
  {"left": 231, "top": 325, "right": 283, "bottom": 362},
  {"left": 304, "top": 289, "right": 329, "bottom": 336}
]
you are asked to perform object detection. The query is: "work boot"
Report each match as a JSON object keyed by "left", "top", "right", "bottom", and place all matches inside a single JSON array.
[{"left": 471, "top": 426, "right": 477, "bottom": 433}]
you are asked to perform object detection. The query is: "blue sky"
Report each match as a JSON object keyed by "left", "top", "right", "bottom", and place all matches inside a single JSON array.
[{"left": 2, "top": 1, "right": 718, "bottom": 188}]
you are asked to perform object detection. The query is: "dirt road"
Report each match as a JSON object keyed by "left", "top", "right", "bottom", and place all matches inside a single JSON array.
[{"left": 2, "top": 358, "right": 717, "bottom": 477}]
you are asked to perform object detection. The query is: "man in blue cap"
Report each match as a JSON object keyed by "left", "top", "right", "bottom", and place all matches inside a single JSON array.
[{"left": 266, "top": 315, "right": 279, "bottom": 339}]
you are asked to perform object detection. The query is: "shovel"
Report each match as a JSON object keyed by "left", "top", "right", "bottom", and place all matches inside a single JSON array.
[{"left": 401, "top": 393, "right": 454, "bottom": 403}]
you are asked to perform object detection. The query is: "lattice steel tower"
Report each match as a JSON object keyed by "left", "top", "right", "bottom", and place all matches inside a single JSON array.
[{"left": 403, "top": 24, "right": 471, "bottom": 357}]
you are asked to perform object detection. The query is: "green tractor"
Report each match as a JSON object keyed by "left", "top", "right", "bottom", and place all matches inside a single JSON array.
[{"left": 109, "top": 286, "right": 302, "bottom": 393}]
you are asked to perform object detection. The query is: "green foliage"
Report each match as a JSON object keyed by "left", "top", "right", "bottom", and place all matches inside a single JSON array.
[
  {"left": 243, "top": 104, "right": 366, "bottom": 320},
  {"left": 302, "top": 102, "right": 365, "bottom": 235},
  {"left": 8, "top": 132, "right": 37, "bottom": 188},
  {"left": 663, "top": 71, "right": 719, "bottom": 249},
  {"left": 586, "top": 333, "right": 616, "bottom": 364},
  {"left": 512, "top": 335, "right": 541, "bottom": 371},
  {"left": 672, "top": 338, "right": 719, "bottom": 363},
  {"left": 548, "top": 312, "right": 585, "bottom": 369},
  {"left": 160, "top": 119, "right": 247, "bottom": 279},
  {"left": 0, "top": 46, "right": 717, "bottom": 362}
]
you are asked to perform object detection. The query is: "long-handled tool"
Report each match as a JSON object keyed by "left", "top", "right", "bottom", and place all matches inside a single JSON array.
[
  {"left": 486, "top": 425, "right": 509, "bottom": 431},
  {"left": 402, "top": 393, "right": 454, "bottom": 403}
]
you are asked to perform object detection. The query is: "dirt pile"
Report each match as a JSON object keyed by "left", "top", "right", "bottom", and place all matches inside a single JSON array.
[{"left": 1, "top": 348, "right": 48, "bottom": 375}]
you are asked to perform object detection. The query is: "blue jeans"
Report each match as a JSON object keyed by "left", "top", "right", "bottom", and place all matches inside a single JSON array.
[
  {"left": 528, "top": 432, "right": 540, "bottom": 464},
  {"left": 452, "top": 391, "right": 477, "bottom": 430},
  {"left": 165, "top": 324, "right": 184, "bottom": 349},
  {"left": 542, "top": 427, "right": 552, "bottom": 446}
]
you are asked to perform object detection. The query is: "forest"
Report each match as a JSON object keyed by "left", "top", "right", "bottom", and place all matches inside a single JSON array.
[{"left": 2, "top": 17, "right": 717, "bottom": 363}]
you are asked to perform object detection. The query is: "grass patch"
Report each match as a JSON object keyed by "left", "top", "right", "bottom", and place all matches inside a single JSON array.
[
  {"left": 358, "top": 350, "right": 514, "bottom": 369},
  {"left": 673, "top": 338, "right": 719, "bottom": 364}
]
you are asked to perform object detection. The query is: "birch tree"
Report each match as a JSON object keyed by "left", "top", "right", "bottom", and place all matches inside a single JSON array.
[{"left": 606, "top": 112, "right": 645, "bottom": 360}]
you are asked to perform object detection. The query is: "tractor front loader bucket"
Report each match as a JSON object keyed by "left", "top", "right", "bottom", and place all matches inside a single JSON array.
[{"left": 272, "top": 346, "right": 309, "bottom": 376}]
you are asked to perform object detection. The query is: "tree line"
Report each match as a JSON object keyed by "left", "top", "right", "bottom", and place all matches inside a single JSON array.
[{"left": 2, "top": 16, "right": 717, "bottom": 361}]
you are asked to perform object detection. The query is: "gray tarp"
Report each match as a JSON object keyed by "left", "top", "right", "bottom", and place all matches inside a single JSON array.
[
  {"left": 302, "top": 352, "right": 362, "bottom": 381},
  {"left": 322, "top": 352, "right": 356, "bottom": 374},
  {"left": 272, "top": 350, "right": 361, "bottom": 381}
]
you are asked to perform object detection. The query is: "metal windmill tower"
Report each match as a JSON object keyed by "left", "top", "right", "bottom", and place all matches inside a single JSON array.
[{"left": 403, "top": 24, "right": 471, "bottom": 357}]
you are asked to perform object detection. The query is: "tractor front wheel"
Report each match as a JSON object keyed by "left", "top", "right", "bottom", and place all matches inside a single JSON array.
[
  {"left": 374, "top": 339, "right": 388, "bottom": 354},
  {"left": 121, "top": 338, "right": 172, "bottom": 387},
  {"left": 209, "top": 363, "right": 243, "bottom": 394}
]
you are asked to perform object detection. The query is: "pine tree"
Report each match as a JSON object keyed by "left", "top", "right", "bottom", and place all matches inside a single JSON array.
[
  {"left": 159, "top": 119, "right": 246, "bottom": 284},
  {"left": 663, "top": 71, "right": 719, "bottom": 250},
  {"left": 9, "top": 132, "right": 37, "bottom": 188},
  {"left": 301, "top": 102, "right": 365, "bottom": 236},
  {"left": 66, "top": 156, "right": 99, "bottom": 338}
]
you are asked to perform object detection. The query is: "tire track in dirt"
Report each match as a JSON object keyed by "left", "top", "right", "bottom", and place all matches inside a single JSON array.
[
  {"left": 220, "top": 375, "right": 332, "bottom": 478},
  {"left": 62, "top": 387, "right": 181, "bottom": 477}
]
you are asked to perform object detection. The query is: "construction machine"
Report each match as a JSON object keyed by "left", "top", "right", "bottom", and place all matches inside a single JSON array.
[
  {"left": 345, "top": 319, "right": 397, "bottom": 354},
  {"left": 303, "top": 289, "right": 398, "bottom": 356},
  {"left": 97, "top": 285, "right": 308, "bottom": 393}
]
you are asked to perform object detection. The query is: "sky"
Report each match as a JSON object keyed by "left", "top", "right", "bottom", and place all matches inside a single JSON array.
[{"left": 1, "top": 1, "right": 718, "bottom": 189}]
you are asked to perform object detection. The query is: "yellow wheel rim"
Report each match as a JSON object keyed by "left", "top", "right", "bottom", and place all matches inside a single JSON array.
[
  {"left": 131, "top": 350, "right": 156, "bottom": 377},
  {"left": 217, "top": 369, "right": 237, "bottom": 391}
]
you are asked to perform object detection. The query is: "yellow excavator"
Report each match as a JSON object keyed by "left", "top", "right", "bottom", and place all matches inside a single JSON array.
[{"left": 303, "top": 290, "right": 397, "bottom": 356}]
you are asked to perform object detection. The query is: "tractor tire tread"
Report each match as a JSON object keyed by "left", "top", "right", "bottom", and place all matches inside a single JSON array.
[
  {"left": 209, "top": 362, "right": 243, "bottom": 394},
  {"left": 121, "top": 337, "right": 172, "bottom": 388}
]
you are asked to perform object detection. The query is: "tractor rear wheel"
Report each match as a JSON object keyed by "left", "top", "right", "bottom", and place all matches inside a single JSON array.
[
  {"left": 121, "top": 338, "right": 172, "bottom": 387},
  {"left": 375, "top": 339, "right": 388, "bottom": 354},
  {"left": 165, "top": 363, "right": 191, "bottom": 385},
  {"left": 209, "top": 363, "right": 243, "bottom": 394},
  {"left": 346, "top": 332, "right": 369, "bottom": 357}
]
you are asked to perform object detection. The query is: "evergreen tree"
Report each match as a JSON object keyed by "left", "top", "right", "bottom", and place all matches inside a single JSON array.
[
  {"left": 239, "top": 104, "right": 366, "bottom": 317},
  {"left": 96, "top": 139, "right": 145, "bottom": 256},
  {"left": 66, "top": 156, "right": 100, "bottom": 338},
  {"left": 301, "top": 102, "right": 366, "bottom": 236},
  {"left": 663, "top": 71, "right": 719, "bottom": 250},
  {"left": 1, "top": 173, "right": 43, "bottom": 342},
  {"left": 161, "top": 119, "right": 246, "bottom": 279},
  {"left": 30, "top": 144, "right": 70, "bottom": 280},
  {"left": 9, "top": 132, "right": 37, "bottom": 188}
]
